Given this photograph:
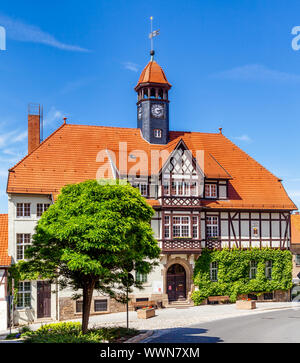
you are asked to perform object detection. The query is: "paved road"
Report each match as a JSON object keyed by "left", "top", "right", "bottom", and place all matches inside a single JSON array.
[{"left": 144, "top": 308, "right": 300, "bottom": 343}]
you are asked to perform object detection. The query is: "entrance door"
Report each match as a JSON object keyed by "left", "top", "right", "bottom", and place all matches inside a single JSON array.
[
  {"left": 167, "top": 264, "right": 186, "bottom": 301},
  {"left": 37, "top": 281, "right": 51, "bottom": 318}
]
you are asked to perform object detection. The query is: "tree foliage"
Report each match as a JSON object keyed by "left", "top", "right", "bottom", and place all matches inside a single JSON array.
[
  {"left": 192, "top": 248, "right": 293, "bottom": 304},
  {"left": 17, "top": 179, "right": 160, "bottom": 333}
]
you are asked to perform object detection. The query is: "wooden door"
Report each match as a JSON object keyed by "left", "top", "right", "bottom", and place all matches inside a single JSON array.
[
  {"left": 37, "top": 281, "right": 51, "bottom": 318},
  {"left": 167, "top": 264, "right": 186, "bottom": 301}
]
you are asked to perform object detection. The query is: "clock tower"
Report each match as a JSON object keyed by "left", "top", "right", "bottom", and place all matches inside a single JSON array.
[{"left": 135, "top": 52, "right": 171, "bottom": 144}]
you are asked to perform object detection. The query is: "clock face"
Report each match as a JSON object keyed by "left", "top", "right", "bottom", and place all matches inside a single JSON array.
[{"left": 151, "top": 103, "right": 164, "bottom": 119}]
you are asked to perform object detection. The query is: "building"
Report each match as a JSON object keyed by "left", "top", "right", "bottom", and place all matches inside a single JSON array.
[
  {"left": 0, "top": 214, "right": 10, "bottom": 330},
  {"left": 6, "top": 53, "right": 297, "bottom": 324},
  {"left": 291, "top": 213, "right": 300, "bottom": 300}
]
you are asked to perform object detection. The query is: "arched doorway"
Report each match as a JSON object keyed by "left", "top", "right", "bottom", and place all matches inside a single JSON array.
[{"left": 166, "top": 264, "right": 186, "bottom": 301}]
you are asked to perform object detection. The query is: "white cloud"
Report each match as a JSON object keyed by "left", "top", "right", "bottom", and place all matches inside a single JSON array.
[
  {"left": 44, "top": 107, "right": 64, "bottom": 126},
  {"left": 122, "top": 62, "right": 140, "bottom": 72},
  {"left": 211, "top": 64, "right": 300, "bottom": 83},
  {"left": 233, "top": 134, "right": 253, "bottom": 143},
  {"left": 0, "top": 13, "right": 89, "bottom": 52},
  {"left": 12, "top": 130, "right": 27, "bottom": 143}
]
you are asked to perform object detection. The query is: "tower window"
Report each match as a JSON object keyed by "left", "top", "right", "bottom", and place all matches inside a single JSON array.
[{"left": 154, "top": 129, "right": 162, "bottom": 138}]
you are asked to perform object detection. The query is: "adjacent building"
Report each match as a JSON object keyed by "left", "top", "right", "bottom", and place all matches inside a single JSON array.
[
  {"left": 5, "top": 54, "right": 298, "bottom": 324},
  {"left": 0, "top": 214, "right": 10, "bottom": 330}
]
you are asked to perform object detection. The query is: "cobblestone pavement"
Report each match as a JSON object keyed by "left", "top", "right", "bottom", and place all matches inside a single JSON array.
[{"left": 1, "top": 301, "right": 299, "bottom": 339}]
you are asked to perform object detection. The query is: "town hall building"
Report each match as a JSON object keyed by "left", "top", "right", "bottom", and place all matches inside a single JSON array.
[{"left": 5, "top": 52, "right": 297, "bottom": 323}]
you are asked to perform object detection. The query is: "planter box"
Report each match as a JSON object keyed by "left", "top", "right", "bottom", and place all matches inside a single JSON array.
[
  {"left": 137, "top": 308, "right": 155, "bottom": 319},
  {"left": 236, "top": 300, "right": 256, "bottom": 310}
]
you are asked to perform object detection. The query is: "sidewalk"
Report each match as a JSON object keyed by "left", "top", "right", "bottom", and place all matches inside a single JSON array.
[{"left": 1, "top": 301, "right": 299, "bottom": 339}]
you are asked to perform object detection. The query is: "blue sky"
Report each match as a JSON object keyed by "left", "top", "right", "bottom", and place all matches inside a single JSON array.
[{"left": 0, "top": 0, "right": 300, "bottom": 212}]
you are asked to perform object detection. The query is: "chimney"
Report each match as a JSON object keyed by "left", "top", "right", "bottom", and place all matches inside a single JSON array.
[{"left": 28, "top": 104, "right": 42, "bottom": 154}]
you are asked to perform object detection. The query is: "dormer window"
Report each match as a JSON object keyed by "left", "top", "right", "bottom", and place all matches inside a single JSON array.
[
  {"left": 154, "top": 129, "right": 162, "bottom": 138},
  {"left": 205, "top": 184, "right": 217, "bottom": 198},
  {"left": 133, "top": 182, "right": 148, "bottom": 197}
]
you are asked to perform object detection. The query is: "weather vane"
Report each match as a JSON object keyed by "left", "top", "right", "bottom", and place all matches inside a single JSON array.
[{"left": 149, "top": 16, "right": 159, "bottom": 60}]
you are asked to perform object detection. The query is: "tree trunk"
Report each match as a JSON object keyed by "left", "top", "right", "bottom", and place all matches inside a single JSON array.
[{"left": 82, "top": 278, "right": 96, "bottom": 334}]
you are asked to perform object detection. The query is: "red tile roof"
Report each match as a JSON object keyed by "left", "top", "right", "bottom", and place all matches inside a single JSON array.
[
  {"left": 291, "top": 214, "right": 300, "bottom": 244},
  {"left": 135, "top": 60, "right": 171, "bottom": 89},
  {"left": 0, "top": 214, "right": 10, "bottom": 267},
  {"left": 6, "top": 123, "right": 297, "bottom": 211}
]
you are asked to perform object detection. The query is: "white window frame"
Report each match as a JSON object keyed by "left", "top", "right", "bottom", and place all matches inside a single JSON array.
[
  {"left": 206, "top": 216, "right": 219, "bottom": 238},
  {"left": 133, "top": 182, "right": 148, "bottom": 197},
  {"left": 164, "top": 215, "right": 170, "bottom": 239},
  {"left": 16, "top": 203, "right": 31, "bottom": 218},
  {"left": 154, "top": 129, "right": 162, "bottom": 138},
  {"left": 265, "top": 261, "right": 272, "bottom": 280},
  {"left": 173, "top": 216, "right": 190, "bottom": 238},
  {"left": 205, "top": 184, "right": 217, "bottom": 199},
  {"left": 37, "top": 203, "right": 50, "bottom": 217},
  {"left": 135, "top": 271, "right": 148, "bottom": 283},
  {"left": 249, "top": 260, "right": 257, "bottom": 279},
  {"left": 16, "top": 281, "right": 31, "bottom": 309},
  {"left": 192, "top": 216, "right": 199, "bottom": 239},
  {"left": 171, "top": 181, "right": 197, "bottom": 196},
  {"left": 210, "top": 261, "right": 218, "bottom": 281},
  {"left": 16, "top": 233, "right": 31, "bottom": 261}
]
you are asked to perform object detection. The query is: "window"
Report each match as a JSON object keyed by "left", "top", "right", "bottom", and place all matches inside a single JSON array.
[
  {"left": 171, "top": 181, "right": 196, "bottom": 196},
  {"left": 154, "top": 129, "right": 162, "bottom": 138},
  {"left": 263, "top": 292, "right": 273, "bottom": 300},
  {"left": 76, "top": 300, "right": 83, "bottom": 313},
  {"left": 265, "top": 261, "right": 272, "bottom": 280},
  {"left": 16, "top": 234, "right": 31, "bottom": 260},
  {"left": 136, "top": 297, "right": 149, "bottom": 302},
  {"left": 205, "top": 184, "right": 217, "bottom": 198},
  {"left": 210, "top": 262, "right": 218, "bottom": 281},
  {"left": 135, "top": 271, "right": 148, "bottom": 283},
  {"left": 206, "top": 216, "right": 218, "bottom": 238},
  {"left": 16, "top": 282, "right": 31, "bottom": 309},
  {"left": 133, "top": 183, "right": 148, "bottom": 196},
  {"left": 16, "top": 203, "right": 31, "bottom": 217},
  {"left": 296, "top": 255, "right": 300, "bottom": 266},
  {"left": 162, "top": 180, "right": 170, "bottom": 195},
  {"left": 249, "top": 261, "right": 257, "bottom": 279},
  {"left": 248, "top": 294, "right": 257, "bottom": 300},
  {"left": 164, "top": 215, "right": 170, "bottom": 239},
  {"left": 192, "top": 216, "right": 198, "bottom": 239},
  {"left": 173, "top": 216, "right": 190, "bottom": 238},
  {"left": 37, "top": 203, "right": 50, "bottom": 217},
  {"left": 94, "top": 299, "right": 108, "bottom": 312}
]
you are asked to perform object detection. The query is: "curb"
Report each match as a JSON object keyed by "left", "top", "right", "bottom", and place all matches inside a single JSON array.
[{"left": 124, "top": 330, "right": 153, "bottom": 343}]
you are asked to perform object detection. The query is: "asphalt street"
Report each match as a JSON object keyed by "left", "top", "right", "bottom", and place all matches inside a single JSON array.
[{"left": 144, "top": 308, "right": 300, "bottom": 343}]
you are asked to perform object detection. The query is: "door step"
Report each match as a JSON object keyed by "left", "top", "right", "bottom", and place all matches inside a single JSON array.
[{"left": 166, "top": 300, "right": 193, "bottom": 308}]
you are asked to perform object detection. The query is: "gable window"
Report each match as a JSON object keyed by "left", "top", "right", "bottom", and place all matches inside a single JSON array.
[
  {"left": 16, "top": 203, "right": 31, "bottom": 217},
  {"left": 205, "top": 184, "right": 217, "bottom": 198},
  {"left": 135, "top": 271, "right": 148, "bottom": 283},
  {"left": 37, "top": 203, "right": 50, "bottom": 217},
  {"left": 16, "top": 282, "right": 31, "bottom": 309},
  {"left": 210, "top": 262, "right": 218, "bottom": 281},
  {"left": 94, "top": 299, "right": 108, "bottom": 312},
  {"left": 173, "top": 216, "right": 190, "bottom": 238},
  {"left": 16, "top": 233, "right": 31, "bottom": 260},
  {"left": 265, "top": 261, "right": 272, "bottom": 280},
  {"left": 162, "top": 180, "right": 170, "bottom": 195},
  {"left": 171, "top": 181, "right": 196, "bottom": 196},
  {"left": 249, "top": 261, "right": 257, "bottom": 279},
  {"left": 206, "top": 216, "right": 218, "bottom": 238},
  {"left": 154, "top": 129, "right": 162, "bottom": 138}
]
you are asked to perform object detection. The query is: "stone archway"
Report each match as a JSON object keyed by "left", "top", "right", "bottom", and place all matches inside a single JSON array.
[{"left": 162, "top": 256, "right": 194, "bottom": 303}]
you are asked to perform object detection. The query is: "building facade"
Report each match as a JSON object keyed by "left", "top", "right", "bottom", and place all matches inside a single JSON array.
[
  {"left": 0, "top": 214, "right": 10, "bottom": 330},
  {"left": 6, "top": 55, "right": 297, "bottom": 324}
]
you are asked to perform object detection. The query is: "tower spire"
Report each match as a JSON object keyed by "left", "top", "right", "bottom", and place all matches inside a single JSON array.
[{"left": 149, "top": 16, "right": 159, "bottom": 61}]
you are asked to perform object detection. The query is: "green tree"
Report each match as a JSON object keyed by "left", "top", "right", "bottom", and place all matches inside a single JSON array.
[{"left": 20, "top": 179, "right": 160, "bottom": 333}]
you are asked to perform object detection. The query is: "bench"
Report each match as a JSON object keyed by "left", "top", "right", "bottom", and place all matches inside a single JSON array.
[
  {"left": 132, "top": 300, "right": 157, "bottom": 311},
  {"left": 207, "top": 296, "right": 230, "bottom": 304}
]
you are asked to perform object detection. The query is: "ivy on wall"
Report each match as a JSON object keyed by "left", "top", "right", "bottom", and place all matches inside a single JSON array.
[{"left": 192, "top": 248, "right": 293, "bottom": 305}]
